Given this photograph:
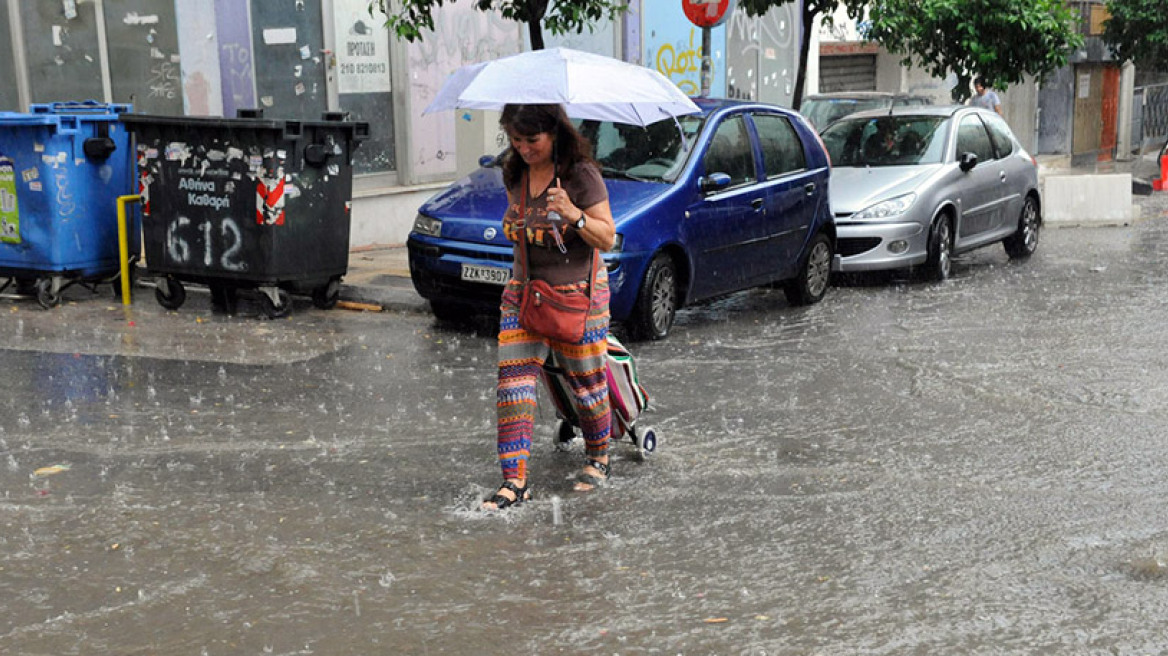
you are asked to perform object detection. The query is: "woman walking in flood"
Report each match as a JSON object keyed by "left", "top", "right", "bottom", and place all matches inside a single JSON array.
[{"left": 482, "top": 103, "right": 616, "bottom": 511}]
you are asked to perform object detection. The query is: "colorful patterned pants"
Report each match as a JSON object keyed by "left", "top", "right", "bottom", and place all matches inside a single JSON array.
[{"left": 496, "top": 268, "right": 611, "bottom": 481}]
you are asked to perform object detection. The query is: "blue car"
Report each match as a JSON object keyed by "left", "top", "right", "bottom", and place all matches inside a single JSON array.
[{"left": 407, "top": 98, "right": 835, "bottom": 340}]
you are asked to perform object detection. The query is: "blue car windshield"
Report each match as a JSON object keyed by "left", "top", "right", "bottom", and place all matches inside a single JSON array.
[
  {"left": 821, "top": 116, "right": 947, "bottom": 167},
  {"left": 574, "top": 115, "right": 704, "bottom": 183}
]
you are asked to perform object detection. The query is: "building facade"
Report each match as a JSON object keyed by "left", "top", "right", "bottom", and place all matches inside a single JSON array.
[{"left": 1, "top": 0, "right": 801, "bottom": 247}]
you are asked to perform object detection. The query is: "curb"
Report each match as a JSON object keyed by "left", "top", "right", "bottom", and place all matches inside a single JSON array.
[{"left": 338, "top": 282, "right": 430, "bottom": 314}]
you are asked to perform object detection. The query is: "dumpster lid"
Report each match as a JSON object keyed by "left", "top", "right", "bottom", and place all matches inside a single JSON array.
[
  {"left": 119, "top": 113, "right": 369, "bottom": 140},
  {"left": 31, "top": 101, "right": 132, "bottom": 116},
  {"left": 0, "top": 112, "right": 112, "bottom": 133},
  {"left": 0, "top": 112, "right": 63, "bottom": 126}
]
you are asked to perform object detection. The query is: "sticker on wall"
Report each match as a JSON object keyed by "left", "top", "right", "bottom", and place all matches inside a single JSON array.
[{"left": 0, "top": 157, "right": 21, "bottom": 245}]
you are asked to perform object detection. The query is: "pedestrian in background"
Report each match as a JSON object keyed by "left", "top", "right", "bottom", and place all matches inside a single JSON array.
[
  {"left": 482, "top": 103, "right": 617, "bottom": 511},
  {"left": 970, "top": 77, "right": 1003, "bottom": 116}
]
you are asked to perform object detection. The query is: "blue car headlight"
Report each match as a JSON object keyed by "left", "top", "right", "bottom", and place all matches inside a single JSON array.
[
  {"left": 412, "top": 213, "right": 442, "bottom": 237},
  {"left": 853, "top": 193, "right": 917, "bottom": 220}
]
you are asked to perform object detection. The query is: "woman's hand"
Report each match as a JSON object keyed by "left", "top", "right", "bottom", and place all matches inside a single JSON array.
[
  {"left": 547, "top": 178, "right": 616, "bottom": 252},
  {"left": 545, "top": 179, "right": 577, "bottom": 226}
]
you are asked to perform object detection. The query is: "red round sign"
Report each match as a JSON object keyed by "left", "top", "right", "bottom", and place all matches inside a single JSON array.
[{"left": 682, "top": 0, "right": 735, "bottom": 28}]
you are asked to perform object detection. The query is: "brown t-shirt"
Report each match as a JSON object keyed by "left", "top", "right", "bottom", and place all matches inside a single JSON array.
[{"left": 503, "top": 161, "right": 608, "bottom": 285}]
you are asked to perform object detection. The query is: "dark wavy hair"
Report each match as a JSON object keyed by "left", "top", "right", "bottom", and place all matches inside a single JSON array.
[{"left": 499, "top": 103, "right": 595, "bottom": 190}]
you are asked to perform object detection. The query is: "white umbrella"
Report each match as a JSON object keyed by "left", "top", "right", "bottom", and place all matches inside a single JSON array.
[{"left": 423, "top": 47, "right": 700, "bottom": 127}]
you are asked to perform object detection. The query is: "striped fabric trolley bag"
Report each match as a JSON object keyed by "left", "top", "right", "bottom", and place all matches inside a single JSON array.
[{"left": 541, "top": 334, "right": 658, "bottom": 459}]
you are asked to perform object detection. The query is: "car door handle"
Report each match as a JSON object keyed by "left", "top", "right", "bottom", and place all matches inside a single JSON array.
[
  {"left": 1000, "top": 171, "right": 1007, "bottom": 182},
  {"left": 751, "top": 198, "right": 764, "bottom": 210},
  {"left": 804, "top": 182, "right": 816, "bottom": 195}
]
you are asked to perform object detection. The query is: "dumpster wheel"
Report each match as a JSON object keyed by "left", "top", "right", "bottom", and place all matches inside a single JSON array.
[
  {"left": 34, "top": 277, "right": 61, "bottom": 309},
  {"left": 155, "top": 277, "right": 186, "bottom": 310},
  {"left": 259, "top": 287, "right": 292, "bottom": 319},
  {"left": 311, "top": 278, "right": 341, "bottom": 310}
]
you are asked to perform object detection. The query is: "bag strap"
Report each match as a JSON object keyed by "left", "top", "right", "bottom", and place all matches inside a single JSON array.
[
  {"left": 515, "top": 174, "right": 530, "bottom": 283},
  {"left": 514, "top": 171, "right": 598, "bottom": 298}
]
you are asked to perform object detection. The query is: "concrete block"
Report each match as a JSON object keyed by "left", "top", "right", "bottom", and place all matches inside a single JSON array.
[{"left": 1042, "top": 174, "right": 1133, "bottom": 226}]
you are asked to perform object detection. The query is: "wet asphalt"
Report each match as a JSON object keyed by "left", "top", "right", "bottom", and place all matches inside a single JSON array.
[{"left": 4, "top": 201, "right": 1168, "bottom": 654}]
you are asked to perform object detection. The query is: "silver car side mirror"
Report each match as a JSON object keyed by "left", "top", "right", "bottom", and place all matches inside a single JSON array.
[{"left": 959, "top": 152, "right": 979, "bottom": 172}]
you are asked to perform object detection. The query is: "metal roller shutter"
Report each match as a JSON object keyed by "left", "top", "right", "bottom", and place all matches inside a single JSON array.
[{"left": 819, "top": 55, "right": 877, "bottom": 92}]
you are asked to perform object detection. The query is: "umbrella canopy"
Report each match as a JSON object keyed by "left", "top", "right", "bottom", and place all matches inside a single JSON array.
[{"left": 423, "top": 47, "right": 700, "bottom": 127}]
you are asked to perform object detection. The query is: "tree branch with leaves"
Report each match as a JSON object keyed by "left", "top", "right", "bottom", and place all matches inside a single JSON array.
[
  {"left": 1103, "top": 0, "right": 1168, "bottom": 73},
  {"left": 369, "top": 0, "right": 625, "bottom": 50},
  {"left": 865, "top": 0, "right": 1084, "bottom": 102}
]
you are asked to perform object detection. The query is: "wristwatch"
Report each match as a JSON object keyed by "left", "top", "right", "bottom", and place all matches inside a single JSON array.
[{"left": 574, "top": 212, "right": 587, "bottom": 230}]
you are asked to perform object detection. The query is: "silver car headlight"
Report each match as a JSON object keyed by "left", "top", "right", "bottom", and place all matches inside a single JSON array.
[
  {"left": 853, "top": 193, "right": 917, "bottom": 220},
  {"left": 412, "top": 213, "right": 442, "bottom": 237}
]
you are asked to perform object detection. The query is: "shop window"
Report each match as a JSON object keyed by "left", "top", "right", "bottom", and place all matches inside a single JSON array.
[
  {"left": 19, "top": 0, "right": 105, "bottom": 104},
  {"left": 250, "top": 0, "right": 329, "bottom": 120},
  {"left": 9, "top": 1, "right": 397, "bottom": 176},
  {"left": 104, "top": 0, "right": 183, "bottom": 115},
  {"left": 331, "top": 0, "right": 395, "bottom": 174},
  {"left": 0, "top": 8, "right": 19, "bottom": 110}
]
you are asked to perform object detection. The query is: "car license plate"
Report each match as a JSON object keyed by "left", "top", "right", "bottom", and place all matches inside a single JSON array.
[{"left": 460, "top": 263, "right": 511, "bottom": 285}]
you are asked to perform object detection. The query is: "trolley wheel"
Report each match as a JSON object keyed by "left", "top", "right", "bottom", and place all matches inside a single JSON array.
[
  {"left": 34, "top": 278, "right": 61, "bottom": 309},
  {"left": 635, "top": 427, "right": 658, "bottom": 460},
  {"left": 311, "top": 278, "right": 341, "bottom": 309},
  {"left": 555, "top": 419, "right": 578, "bottom": 452},
  {"left": 259, "top": 288, "right": 291, "bottom": 319},
  {"left": 155, "top": 277, "right": 186, "bottom": 310}
]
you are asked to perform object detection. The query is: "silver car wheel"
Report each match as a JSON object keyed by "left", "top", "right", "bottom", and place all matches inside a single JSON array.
[
  {"left": 922, "top": 217, "right": 952, "bottom": 282},
  {"left": 1005, "top": 196, "right": 1041, "bottom": 259},
  {"left": 939, "top": 220, "right": 952, "bottom": 278},
  {"left": 1019, "top": 197, "right": 1040, "bottom": 252},
  {"left": 650, "top": 266, "right": 677, "bottom": 334}
]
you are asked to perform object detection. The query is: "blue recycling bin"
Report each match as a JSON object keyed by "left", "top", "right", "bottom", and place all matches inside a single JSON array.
[{"left": 0, "top": 101, "right": 138, "bottom": 308}]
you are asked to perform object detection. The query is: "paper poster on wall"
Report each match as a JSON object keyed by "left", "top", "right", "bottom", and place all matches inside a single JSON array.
[
  {"left": 334, "top": 0, "right": 392, "bottom": 94},
  {"left": 1078, "top": 73, "right": 1091, "bottom": 99},
  {"left": 263, "top": 27, "right": 297, "bottom": 45}
]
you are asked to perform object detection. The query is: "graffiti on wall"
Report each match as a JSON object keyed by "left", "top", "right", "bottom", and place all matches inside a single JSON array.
[
  {"left": 725, "top": 4, "right": 797, "bottom": 106},
  {"left": 406, "top": 5, "right": 519, "bottom": 180},
  {"left": 644, "top": 0, "right": 726, "bottom": 98}
]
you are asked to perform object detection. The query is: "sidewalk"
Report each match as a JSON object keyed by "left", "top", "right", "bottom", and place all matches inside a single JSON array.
[
  {"left": 338, "top": 243, "right": 428, "bottom": 313},
  {"left": 340, "top": 149, "right": 1168, "bottom": 313}
]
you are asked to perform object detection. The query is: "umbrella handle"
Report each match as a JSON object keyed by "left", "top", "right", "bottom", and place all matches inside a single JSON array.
[{"left": 671, "top": 114, "right": 692, "bottom": 152}]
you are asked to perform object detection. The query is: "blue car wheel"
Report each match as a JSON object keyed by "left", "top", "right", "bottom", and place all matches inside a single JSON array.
[{"left": 628, "top": 253, "right": 678, "bottom": 341}]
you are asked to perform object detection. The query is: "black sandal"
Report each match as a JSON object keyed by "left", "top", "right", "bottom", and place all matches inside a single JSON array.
[
  {"left": 483, "top": 480, "right": 531, "bottom": 510},
  {"left": 574, "top": 459, "right": 610, "bottom": 491}
]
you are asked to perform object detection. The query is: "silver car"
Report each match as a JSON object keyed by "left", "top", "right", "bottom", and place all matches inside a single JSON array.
[{"left": 821, "top": 106, "right": 1041, "bottom": 280}]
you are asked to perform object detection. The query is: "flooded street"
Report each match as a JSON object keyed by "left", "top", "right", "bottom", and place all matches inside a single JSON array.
[{"left": 5, "top": 217, "right": 1168, "bottom": 654}]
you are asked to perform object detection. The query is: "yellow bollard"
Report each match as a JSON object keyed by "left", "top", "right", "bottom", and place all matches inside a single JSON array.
[{"left": 116, "top": 195, "right": 142, "bottom": 306}]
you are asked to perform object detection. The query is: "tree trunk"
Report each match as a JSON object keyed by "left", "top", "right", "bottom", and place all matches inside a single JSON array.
[
  {"left": 793, "top": 3, "right": 815, "bottom": 108},
  {"left": 526, "top": 0, "right": 548, "bottom": 50}
]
